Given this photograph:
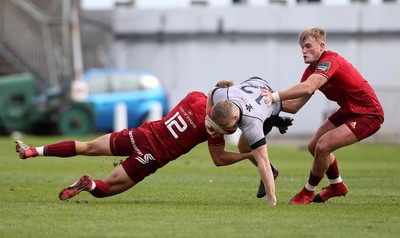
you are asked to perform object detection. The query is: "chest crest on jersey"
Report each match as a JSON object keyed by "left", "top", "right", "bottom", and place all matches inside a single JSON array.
[{"left": 245, "top": 103, "right": 253, "bottom": 112}]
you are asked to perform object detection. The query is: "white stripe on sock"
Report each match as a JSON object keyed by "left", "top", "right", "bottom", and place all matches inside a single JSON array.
[
  {"left": 36, "top": 146, "right": 44, "bottom": 156},
  {"left": 329, "top": 176, "right": 342, "bottom": 184},
  {"left": 305, "top": 183, "right": 316, "bottom": 191},
  {"left": 88, "top": 181, "right": 96, "bottom": 191}
]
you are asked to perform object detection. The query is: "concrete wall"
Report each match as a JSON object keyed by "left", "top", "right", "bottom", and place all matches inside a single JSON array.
[{"left": 110, "top": 4, "right": 400, "bottom": 142}]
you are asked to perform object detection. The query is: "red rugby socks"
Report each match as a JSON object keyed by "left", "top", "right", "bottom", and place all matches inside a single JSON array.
[
  {"left": 44, "top": 141, "right": 77, "bottom": 157},
  {"left": 89, "top": 180, "right": 110, "bottom": 198}
]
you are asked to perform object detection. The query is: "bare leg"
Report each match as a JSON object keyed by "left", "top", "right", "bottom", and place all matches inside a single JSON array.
[
  {"left": 103, "top": 165, "right": 136, "bottom": 196},
  {"left": 312, "top": 123, "right": 358, "bottom": 177},
  {"left": 289, "top": 120, "right": 357, "bottom": 204},
  {"left": 75, "top": 133, "right": 113, "bottom": 156},
  {"left": 307, "top": 119, "right": 338, "bottom": 178},
  {"left": 16, "top": 133, "right": 114, "bottom": 159},
  {"left": 59, "top": 164, "right": 136, "bottom": 200}
]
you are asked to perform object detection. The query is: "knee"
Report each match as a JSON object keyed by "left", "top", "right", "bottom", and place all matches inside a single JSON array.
[
  {"left": 314, "top": 139, "right": 332, "bottom": 157},
  {"left": 307, "top": 141, "right": 316, "bottom": 156}
]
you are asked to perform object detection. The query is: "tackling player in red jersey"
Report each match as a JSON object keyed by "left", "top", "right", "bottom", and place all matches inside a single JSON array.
[
  {"left": 16, "top": 91, "right": 288, "bottom": 202},
  {"left": 263, "top": 27, "right": 384, "bottom": 204}
]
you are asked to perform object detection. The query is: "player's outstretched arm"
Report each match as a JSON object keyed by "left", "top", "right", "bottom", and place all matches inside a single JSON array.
[
  {"left": 252, "top": 145, "right": 276, "bottom": 206},
  {"left": 208, "top": 144, "right": 253, "bottom": 167}
]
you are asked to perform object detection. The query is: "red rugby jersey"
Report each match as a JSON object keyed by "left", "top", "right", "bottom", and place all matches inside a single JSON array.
[
  {"left": 138, "top": 91, "right": 224, "bottom": 167},
  {"left": 301, "top": 50, "right": 383, "bottom": 116}
]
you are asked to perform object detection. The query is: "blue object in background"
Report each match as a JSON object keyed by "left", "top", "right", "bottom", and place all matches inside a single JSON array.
[{"left": 83, "top": 68, "right": 169, "bottom": 132}]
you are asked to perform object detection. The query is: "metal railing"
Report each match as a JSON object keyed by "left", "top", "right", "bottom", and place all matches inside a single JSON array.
[{"left": 0, "top": 0, "right": 79, "bottom": 95}]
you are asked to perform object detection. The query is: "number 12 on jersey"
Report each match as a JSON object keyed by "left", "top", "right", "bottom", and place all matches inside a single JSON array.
[{"left": 165, "top": 112, "right": 188, "bottom": 139}]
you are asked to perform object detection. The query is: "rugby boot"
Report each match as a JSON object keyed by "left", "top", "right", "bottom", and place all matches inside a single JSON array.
[
  {"left": 256, "top": 164, "right": 279, "bottom": 198},
  {"left": 59, "top": 175, "right": 92, "bottom": 201},
  {"left": 15, "top": 140, "right": 39, "bottom": 159},
  {"left": 313, "top": 182, "right": 348, "bottom": 203},
  {"left": 289, "top": 187, "right": 315, "bottom": 205}
]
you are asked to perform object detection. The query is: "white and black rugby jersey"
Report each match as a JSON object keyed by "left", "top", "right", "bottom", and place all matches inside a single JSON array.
[{"left": 211, "top": 77, "right": 282, "bottom": 149}]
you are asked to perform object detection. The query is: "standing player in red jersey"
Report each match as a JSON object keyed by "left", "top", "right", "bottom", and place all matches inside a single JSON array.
[
  {"left": 263, "top": 27, "right": 384, "bottom": 205},
  {"left": 16, "top": 91, "right": 288, "bottom": 201}
]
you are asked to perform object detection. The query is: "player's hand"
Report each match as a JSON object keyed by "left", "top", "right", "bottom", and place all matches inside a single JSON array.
[
  {"left": 262, "top": 89, "right": 274, "bottom": 105},
  {"left": 266, "top": 194, "right": 277, "bottom": 206},
  {"left": 274, "top": 117, "right": 294, "bottom": 134},
  {"left": 205, "top": 119, "right": 222, "bottom": 138},
  {"left": 279, "top": 126, "right": 289, "bottom": 134}
]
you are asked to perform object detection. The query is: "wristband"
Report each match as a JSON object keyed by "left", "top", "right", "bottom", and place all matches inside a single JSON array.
[{"left": 271, "top": 92, "right": 280, "bottom": 103}]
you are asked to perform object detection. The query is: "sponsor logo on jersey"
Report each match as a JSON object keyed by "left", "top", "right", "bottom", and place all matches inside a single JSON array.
[
  {"left": 129, "top": 131, "right": 143, "bottom": 156},
  {"left": 135, "top": 153, "right": 156, "bottom": 164},
  {"left": 316, "top": 61, "right": 331, "bottom": 72}
]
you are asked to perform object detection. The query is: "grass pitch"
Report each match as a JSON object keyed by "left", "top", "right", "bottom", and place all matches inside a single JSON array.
[{"left": 0, "top": 135, "right": 399, "bottom": 238}]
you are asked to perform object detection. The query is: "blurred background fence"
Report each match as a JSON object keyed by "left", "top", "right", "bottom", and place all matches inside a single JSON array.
[
  {"left": 0, "top": 0, "right": 94, "bottom": 136},
  {"left": 0, "top": 0, "right": 78, "bottom": 94}
]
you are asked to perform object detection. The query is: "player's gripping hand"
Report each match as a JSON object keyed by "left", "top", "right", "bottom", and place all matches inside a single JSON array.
[
  {"left": 274, "top": 116, "right": 294, "bottom": 134},
  {"left": 205, "top": 119, "right": 223, "bottom": 138}
]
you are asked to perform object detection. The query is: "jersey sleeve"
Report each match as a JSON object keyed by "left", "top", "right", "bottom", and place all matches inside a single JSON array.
[
  {"left": 207, "top": 135, "right": 225, "bottom": 146},
  {"left": 316, "top": 61, "right": 338, "bottom": 80}
]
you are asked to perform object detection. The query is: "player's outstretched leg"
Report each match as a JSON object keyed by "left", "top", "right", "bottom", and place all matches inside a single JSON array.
[
  {"left": 313, "top": 182, "right": 348, "bottom": 203},
  {"left": 59, "top": 175, "right": 93, "bottom": 201},
  {"left": 256, "top": 164, "right": 279, "bottom": 198},
  {"left": 15, "top": 140, "right": 39, "bottom": 159}
]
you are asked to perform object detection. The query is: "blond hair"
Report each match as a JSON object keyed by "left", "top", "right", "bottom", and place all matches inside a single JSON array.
[
  {"left": 299, "top": 27, "right": 326, "bottom": 45},
  {"left": 215, "top": 80, "right": 234, "bottom": 88},
  {"left": 212, "top": 100, "right": 235, "bottom": 126}
]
